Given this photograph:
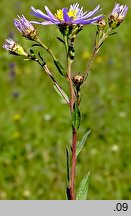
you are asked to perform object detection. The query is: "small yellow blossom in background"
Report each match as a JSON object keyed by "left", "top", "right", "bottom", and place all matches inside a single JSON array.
[
  {"left": 0, "top": 191, "right": 7, "bottom": 199},
  {"left": 90, "top": 148, "right": 98, "bottom": 156},
  {"left": 16, "top": 68, "right": 23, "bottom": 75},
  {"left": 81, "top": 51, "right": 91, "bottom": 60},
  {"left": 12, "top": 131, "right": 21, "bottom": 139},
  {"left": 23, "top": 189, "right": 31, "bottom": 198},
  {"left": 118, "top": 111, "right": 127, "bottom": 118},
  {"left": 95, "top": 56, "right": 104, "bottom": 64},
  {"left": 43, "top": 114, "right": 52, "bottom": 121},
  {"left": 81, "top": 51, "right": 104, "bottom": 64},
  {"left": 12, "top": 113, "right": 21, "bottom": 122},
  {"left": 111, "top": 144, "right": 119, "bottom": 153}
]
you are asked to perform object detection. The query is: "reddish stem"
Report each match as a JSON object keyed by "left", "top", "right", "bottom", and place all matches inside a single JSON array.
[{"left": 69, "top": 127, "right": 77, "bottom": 200}]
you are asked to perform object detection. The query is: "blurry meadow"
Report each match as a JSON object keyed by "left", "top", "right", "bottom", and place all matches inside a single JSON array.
[{"left": 0, "top": 0, "right": 131, "bottom": 199}]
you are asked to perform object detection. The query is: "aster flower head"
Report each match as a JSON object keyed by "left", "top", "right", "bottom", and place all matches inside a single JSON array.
[
  {"left": 109, "top": 3, "right": 128, "bottom": 29},
  {"left": 3, "top": 38, "right": 28, "bottom": 56},
  {"left": 14, "top": 15, "right": 38, "bottom": 40},
  {"left": 31, "top": 3, "right": 103, "bottom": 35}
]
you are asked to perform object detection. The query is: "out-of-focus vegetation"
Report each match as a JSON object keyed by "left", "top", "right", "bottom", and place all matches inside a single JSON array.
[{"left": 0, "top": 0, "right": 131, "bottom": 199}]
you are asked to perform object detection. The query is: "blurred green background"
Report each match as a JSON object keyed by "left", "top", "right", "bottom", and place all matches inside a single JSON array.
[{"left": 0, "top": 0, "right": 131, "bottom": 200}]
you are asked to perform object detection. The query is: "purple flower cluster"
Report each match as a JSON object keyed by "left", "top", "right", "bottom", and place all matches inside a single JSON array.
[
  {"left": 14, "top": 15, "right": 37, "bottom": 40},
  {"left": 109, "top": 3, "right": 128, "bottom": 28},
  {"left": 111, "top": 3, "right": 128, "bottom": 21},
  {"left": 30, "top": 3, "right": 103, "bottom": 26}
]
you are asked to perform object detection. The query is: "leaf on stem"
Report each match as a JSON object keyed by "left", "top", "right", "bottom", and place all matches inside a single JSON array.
[
  {"left": 54, "top": 59, "right": 67, "bottom": 77},
  {"left": 57, "top": 37, "right": 64, "bottom": 44},
  {"left": 32, "top": 44, "right": 41, "bottom": 47},
  {"left": 109, "top": 32, "right": 117, "bottom": 36},
  {"left": 54, "top": 85, "right": 69, "bottom": 104},
  {"left": 76, "top": 130, "right": 91, "bottom": 157},
  {"left": 72, "top": 103, "right": 81, "bottom": 131},
  {"left": 76, "top": 172, "right": 91, "bottom": 200}
]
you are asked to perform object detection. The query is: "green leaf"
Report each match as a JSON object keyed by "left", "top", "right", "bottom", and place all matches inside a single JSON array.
[
  {"left": 72, "top": 103, "right": 81, "bottom": 131},
  {"left": 76, "top": 130, "right": 91, "bottom": 157},
  {"left": 54, "top": 85, "right": 69, "bottom": 103},
  {"left": 76, "top": 172, "right": 91, "bottom": 200},
  {"left": 57, "top": 37, "right": 64, "bottom": 44},
  {"left": 109, "top": 32, "right": 117, "bottom": 36},
  {"left": 54, "top": 59, "right": 67, "bottom": 77}
]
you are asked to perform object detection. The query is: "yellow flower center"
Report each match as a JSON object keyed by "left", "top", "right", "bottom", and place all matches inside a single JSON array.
[
  {"left": 68, "top": 10, "right": 77, "bottom": 19},
  {"left": 55, "top": 10, "right": 63, "bottom": 21},
  {"left": 55, "top": 9, "right": 77, "bottom": 21}
]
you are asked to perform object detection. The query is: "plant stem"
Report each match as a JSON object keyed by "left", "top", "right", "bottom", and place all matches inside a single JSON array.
[
  {"left": 66, "top": 42, "right": 77, "bottom": 199},
  {"left": 64, "top": 35, "right": 69, "bottom": 57},
  {"left": 29, "top": 55, "right": 70, "bottom": 104},
  {"left": 43, "top": 64, "right": 69, "bottom": 104},
  {"left": 36, "top": 38, "right": 57, "bottom": 60},
  {"left": 84, "top": 28, "right": 113, "bottom": 80},
  {"left": 84, "top": 47, "right": 98, "bottom": 80},
  {"left": 67, "top": 58, "right": 74, "bottom": 111},
  {"left": 69, "top": 127, "right": 77, "bottom": 200}
]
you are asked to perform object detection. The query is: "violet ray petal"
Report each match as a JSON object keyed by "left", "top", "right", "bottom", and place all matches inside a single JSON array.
[
  {"left": 63, "top": 8, "right": 71, "bottom": 22},
  {"left": 30, "top": 20, "right": 59, "bottom": 25},
  {"left": 81, "top": 7, "right": 101, "bottom": 19},
  {"left": 122, "top": 5, "right": 128, "bottom": 16},
  {"left": 71, "top": 3, "right": 79, "bottom": 10},
  {"left": 31, "top": 6, "right": 52, "bottom": 21},
  {"left": 112, "top": 3, "right": 120, "bottom": 13},
  {"left": 81, "top": 6, "right": 100, "bottom": 19},
  {"left": 74, "top": 14, "right": 104, "bottom": 24},
  {"left": 74, "top": 14, "right": 103, "bottom": 23},
  {"left": 77, "top": 7, "right": 84, "bottom": 17},
  {"left": 14, "top": 20, "right": 22, "bottom": 31},
  {"left": 44, "top": 6, "right": 56, "bottom": 20}
]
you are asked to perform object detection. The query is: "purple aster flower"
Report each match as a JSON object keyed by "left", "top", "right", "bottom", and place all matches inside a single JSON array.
[
  {"left": 30, "top": 3, "right": 103, "bottom": 26},
  {"left": 3, "top": 38, "right": 28, "bottom": 56},
  {"left": 111, "top": 3, "right": 128, "bottom": 20},
  {"left": 109, "top": 3, "right": 128, "bottom": 28},
  {"left": 14, "top": 15, "right": 37, "bottom": 40}
]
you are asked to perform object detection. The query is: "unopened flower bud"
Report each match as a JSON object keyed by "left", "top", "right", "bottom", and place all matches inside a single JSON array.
[
  {"left": 97, "top": 19, "right": 106, "bottom": 30},
  {"left": 14, "top": 15, "right": 38, "bottom": 40},
  {"left": 108, "top": 3, "right": 128, "bottom": 29},
  {"left": 3, "top": 38, "right": 28, "bottom": 56},
  {"left": 72, "top": 75, "right": 84, "bottom": 88}
]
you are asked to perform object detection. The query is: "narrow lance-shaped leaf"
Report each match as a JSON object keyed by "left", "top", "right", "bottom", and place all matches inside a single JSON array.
[
  {"left": 76, "top": 130, "right": 91, "bottom": 157},
  {"left": 54, "top": 85, "right": 69, "bottom": 104},
  {"left": 76, "top": 172, "right": 91, "bottom": 200},
  {"left": 72, "top": 103, "right": 81, "bottom": 131},
  {"left": 54, "top": 59, "right": 67, "bottom": 77}
]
